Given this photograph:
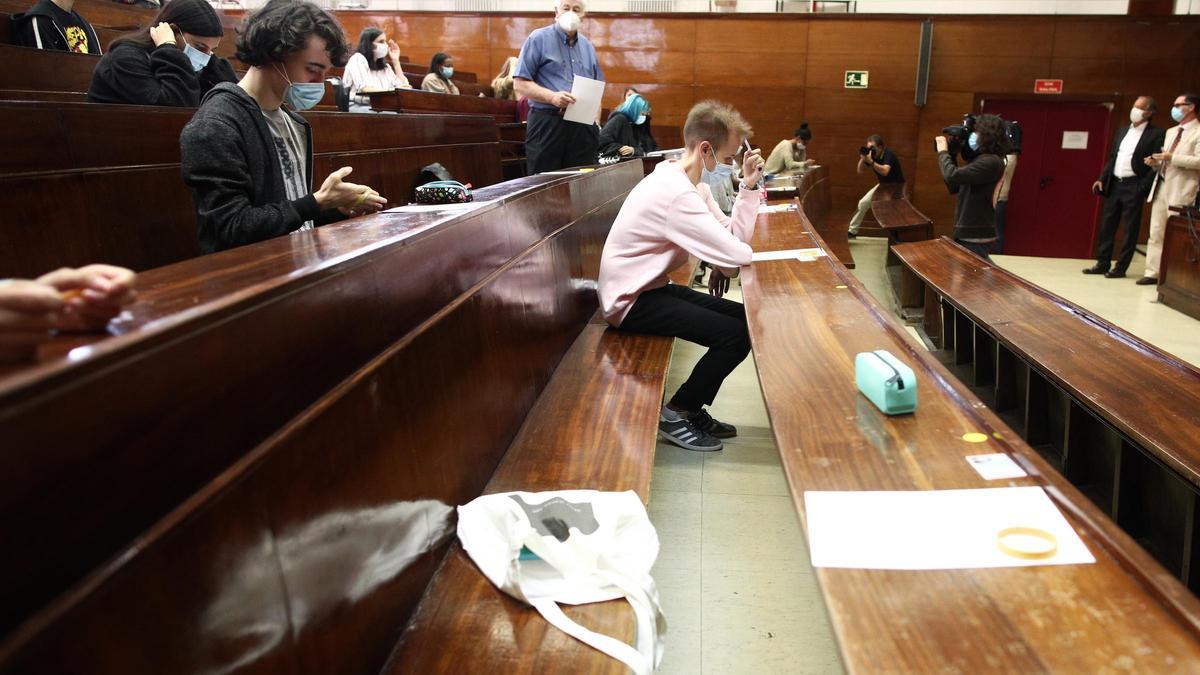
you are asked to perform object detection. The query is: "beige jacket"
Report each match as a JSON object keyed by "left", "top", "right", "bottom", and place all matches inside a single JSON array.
[
  {"left": 1148, "top": 122, "right": 1200, "bottom": 206},
  {"left": 421, "top": 73, "right": 460, "bottom": 96}
]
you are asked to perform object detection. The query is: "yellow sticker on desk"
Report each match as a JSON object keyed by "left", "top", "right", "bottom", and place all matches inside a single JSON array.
[
  {"left": 579, "top": 168, "right": 594, "bottom": 173},
  {"left": 962, "top": 432, "right": 989, "bottom": 443},
  {"left": 835, "top": 285, "right": 848, "bottom": 289}
]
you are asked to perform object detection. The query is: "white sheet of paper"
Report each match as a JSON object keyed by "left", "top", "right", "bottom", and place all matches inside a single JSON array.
[
  {"left": 1062, "top": 131, "right": 1089, "bottom": 150},
  {"left": 563, "top": 76, "right": 604, "bottom": 125},
  {"left": 384, "top": 201, "right": 487, "bottom": 213},
  {"left": 752, "top": 248, "right": 827, "bottom": 262},
  {"left": 757, "top": 203, "right": 797, "bottom": 214},
  {"left": 805, "top": 486, "right": 1095, "bottom": 570},
  {"left": 965, "top": 453, "right": 1028, "bottom": 480}
]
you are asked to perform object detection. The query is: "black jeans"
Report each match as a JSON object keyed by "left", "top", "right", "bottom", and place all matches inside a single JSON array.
[
  {"left": 955, "top": 239, "right": 993, "bottom": 260},
  {"left": 526, "top": 108, "right": 600, "bottom": 174},
  {"left": 618, "top": 284, "right": 751, "bottom": 413},
  {"left": 1095, "top": 177, "right": 1147, "bottom": 272}
]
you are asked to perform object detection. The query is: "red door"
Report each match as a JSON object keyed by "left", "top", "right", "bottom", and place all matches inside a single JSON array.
[{"left": 981, "top": 99, "right": 1113, "bottom": 258}]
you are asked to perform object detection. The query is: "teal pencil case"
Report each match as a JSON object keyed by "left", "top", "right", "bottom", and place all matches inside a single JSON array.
[{"left": 855, "top": 350, "right": 917, "bottom": 415}]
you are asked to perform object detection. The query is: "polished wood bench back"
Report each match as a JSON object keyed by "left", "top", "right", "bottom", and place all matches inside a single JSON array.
[
  {"left": 369, "top": 87, "right": 518, "bottom": 123},
  {"left": 0, "top": 43, "right": 97, "bottom": 93},
  {"left": 0, "top": 164, "right": 633, "bottom": 641},
  {"left": 742, "top": 203, "right": 1200, "bottom": 670},
  {"left": 870, "top": 181, "right": 934, "bottom": 317},
  {"left": 0, "top": 101, "right": 503, "bottom": 277},
  {"left": 893, "top": 235, "right": 1200, "bottom": 590}
]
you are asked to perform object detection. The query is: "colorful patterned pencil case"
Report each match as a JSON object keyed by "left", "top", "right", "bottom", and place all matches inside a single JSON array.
[{"left": 415, "top": 180, "right": 473, "bottom": 205}]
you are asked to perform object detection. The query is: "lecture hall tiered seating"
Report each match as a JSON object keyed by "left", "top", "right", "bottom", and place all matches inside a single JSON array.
[{"left": 3, "top": 0, "right": 1200, "bottom": 672}]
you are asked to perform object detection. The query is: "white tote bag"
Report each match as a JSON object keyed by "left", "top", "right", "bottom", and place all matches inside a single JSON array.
[{"left": 457, "top": 489, "right": 667, "bottom": 674}]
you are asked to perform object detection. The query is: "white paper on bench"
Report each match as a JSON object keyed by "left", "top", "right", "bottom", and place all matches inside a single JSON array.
[
  {"left": 805, "top": 486, "right": 1095, "bottom": 570},
  {"left": 384, "top": 201, "right": 490, "bottom": 213},
  {"left": 563, "top": 76, "right": 604, "bottom": 125},
  {"left": 757, "top": 203, "right": 797, "bottom": 214},
  {"left": 965, "top": 453, "right": 1028, "bottom": 480},
  {"left": 752, "top": 248, "right": 827, "bottom": 262}
]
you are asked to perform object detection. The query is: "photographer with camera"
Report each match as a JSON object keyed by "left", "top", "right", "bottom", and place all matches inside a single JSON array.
[
  {"left": 935, "top": 114, "right": 1007, "bottom": 260},
  {"left": 847, "top": 135, "right": 904, "bottom": 238}
]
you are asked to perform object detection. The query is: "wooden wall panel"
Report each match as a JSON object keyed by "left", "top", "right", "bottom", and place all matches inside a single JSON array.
[
  {"left": 586, "top": 17, "right": 696, "bottom": 51},
  {"left": 596, "top": 49, "right": 694, "bottom": 85},
  {"left": 694, "top": 18, "right": 808, "bottom": 53},
  {"left": 1050, "top": 20, "right": 1127, "bottom": 59},
  {"left": 1049, "top": 58, "right": 1126, "bottom": 94},
  {"left": 697, "top": 51, "right": 805, "bottom": 88},
  {"left": 931, "top": 18, "right": 1055, "bottom": 58}
]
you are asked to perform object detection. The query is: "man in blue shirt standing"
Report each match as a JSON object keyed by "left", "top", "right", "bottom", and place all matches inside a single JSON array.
[{"left": 514, "top": 0, "right": 605, "bottom": 174}]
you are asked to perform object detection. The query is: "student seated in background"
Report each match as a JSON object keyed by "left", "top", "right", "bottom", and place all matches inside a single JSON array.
[
  {"left": 180, "top": 0, "right": 387, "bottom": 254},
  {"left": 87, "top": 0, "right": 237, "bottom": 107},
  {"left": 342, "top": 27, "right": 410, "bottom": 113},
  {"left": 763, "top": 123, "right": 812, "bottom": 176},
  {"left": 0, "top": 265, "right": 136, "bottom": 363},
  {"left": 598, "top": 100, "right": 764, "bottom": 453},
  {"left": 491, "top": 56, "right": 518, "bottom": 100},
  {"left": 421, "top": 53, "right": 460, "bottom": 95},
  {"left": 599, "top": 93, "right": 655, "bottom": 159},
  {"left": 12, "top": 0, "right": 102, "bottom": 53}
]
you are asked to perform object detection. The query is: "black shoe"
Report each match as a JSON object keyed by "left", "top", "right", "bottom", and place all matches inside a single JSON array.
[
  {"left": 658, "top": 415, "right": 723, "bottom": 452},
  {"left": 1104, "top": 269, "right": 1126, "bottom": 279},
  {"left": 1136, "top": 276, "right": 1158, "bottom": 286},
  {"left": 689, "top": 408, "right": 737, "bottom": 439},
  {"left": 1082, "top": 264, "right": 1109, "bottom": 275}
]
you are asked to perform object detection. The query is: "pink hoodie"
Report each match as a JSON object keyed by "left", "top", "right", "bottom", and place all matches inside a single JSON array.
[{"left": 598, "top": 160, "right": 759, "bottom": 326}]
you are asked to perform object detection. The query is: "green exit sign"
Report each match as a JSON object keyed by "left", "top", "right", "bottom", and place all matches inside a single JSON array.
[{"left": 844, "top": 70, "right": 869, "bottom": 89}]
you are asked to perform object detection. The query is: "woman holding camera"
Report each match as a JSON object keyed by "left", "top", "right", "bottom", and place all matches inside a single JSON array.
[{"left": 935, "top": 114, "right": 1008, "bottom": 259}]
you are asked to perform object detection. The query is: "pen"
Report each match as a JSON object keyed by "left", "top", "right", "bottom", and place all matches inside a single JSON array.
[{"left": 743, "top": 139, "right": 764, "bottom": 189}]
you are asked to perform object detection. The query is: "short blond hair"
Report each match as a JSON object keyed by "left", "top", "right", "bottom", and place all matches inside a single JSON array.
[{"left": 683, "top": 100, "right": 752, "bottom": 150}]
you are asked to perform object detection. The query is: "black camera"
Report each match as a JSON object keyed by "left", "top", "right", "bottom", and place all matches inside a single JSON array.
[
  {"left": 941, "top": 114, "right": 976, "bottom": 160},
  {"left": 859, "top": 145, "right": 871, "bottom": 156}
]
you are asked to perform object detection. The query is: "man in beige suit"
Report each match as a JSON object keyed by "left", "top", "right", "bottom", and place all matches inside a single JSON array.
[{"left": 1141, "top": 93, "right": 1200, "bottom": 285}]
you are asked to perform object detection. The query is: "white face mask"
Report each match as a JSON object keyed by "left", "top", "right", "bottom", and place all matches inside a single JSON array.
[
  {"left": 373, "top": 42, "right": 388, "bottom": 60},
  {"left": 556, "top": 10, "right": 582, "bottom": 33}
]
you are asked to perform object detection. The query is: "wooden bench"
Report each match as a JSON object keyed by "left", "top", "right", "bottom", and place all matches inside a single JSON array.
[
  {"left": 0, "top": 43, "right": 97, "bottom": 96},
  {"left": 793, "top": 164, "right": 852, "bottom": 269},
  {"left": 870, "top": 181, "right": 932, "bottom": 321},
  {"left": 1160, "top": 207, "right": 1200, "bottom": 321},
  {"left": 741, "top": 201, "right": 1200, "bottom": 670},
  {"left": 0, "top": 100, "right": 503, "bottom": 277},
  {"left": 369, "top": 87, "right": 518, "bottom": 123},
  {"left": 0, "top": 161, "right": 686, "bottom": 674},
  {"left": 892, "top": 235, "right": 1200, "bottom": 591}
]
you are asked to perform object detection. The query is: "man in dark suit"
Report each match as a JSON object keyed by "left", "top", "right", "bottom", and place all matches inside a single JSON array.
[{"left": 1085, "top": 96, "right": 1166, "bottom": 278}]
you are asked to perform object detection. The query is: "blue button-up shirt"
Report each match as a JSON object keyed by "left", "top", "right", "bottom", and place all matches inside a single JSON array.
[{"left": 514, "top": 24, "right": 605, "bottom": 112}]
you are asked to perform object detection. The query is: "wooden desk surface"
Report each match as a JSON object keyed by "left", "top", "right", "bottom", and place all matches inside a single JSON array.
[
  {"left": 892, "top": 237, "right": 1200, "bottom": 491},
  {"left": 741, "top": 211, "right": 1200, "bottom": 671}
]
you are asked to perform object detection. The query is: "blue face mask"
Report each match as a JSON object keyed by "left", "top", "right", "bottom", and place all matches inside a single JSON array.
[
  {"left": 183, "top": 41, "right": 211, "bottom": 73},
  {"left": 1172, "top": 105, "right": 1186, "bottom": 123},
  {"left": 277, "top": 64, "right": 325, "bottom": 111},
  {"left": 442, "top": 66, "right": 454, "bottom": 79},
  {"left": 635, "top": 114, "right": 647, "bottom": 125},
  {"left": 968, "top": 132, "right": 979, "bottom": 151},
  {"left": 713, "top": 162, "right": 735, "bottom": 178}
]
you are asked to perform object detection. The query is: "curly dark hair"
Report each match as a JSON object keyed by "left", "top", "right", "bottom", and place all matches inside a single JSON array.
[
  {"left": 973, "top": 114, "right": 1009, "bottom": 155},
  {"left": 356, "top": 27, "right": 386, "bottom": 71},
  {"left": 235, "top": 0, "right": 350, "bottom": 68}
]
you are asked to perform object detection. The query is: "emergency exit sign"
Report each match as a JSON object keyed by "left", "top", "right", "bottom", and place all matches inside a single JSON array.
[
  {"left": 844, "top": 71, "right": 869, "bottom": 89},
  {"left": 1034, "top": 79, "right": 1064, "bottom": 94}
]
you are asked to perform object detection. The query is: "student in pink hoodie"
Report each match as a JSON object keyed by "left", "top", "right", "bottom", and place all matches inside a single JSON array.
[{"left": 598, "top": 100, "right": 764, "bottom": 452}]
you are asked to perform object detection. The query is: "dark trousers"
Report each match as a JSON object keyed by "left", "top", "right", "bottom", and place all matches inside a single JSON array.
[
  {"left": 993, "top": 199, "right": 1008, "bottom": 254},
  {"left": 618, "top": 284, "right": 751, "bottom": 413},
  {"left": 526, "top": 108, "right": 600, "bottom": 174},
  {"left": 1095, "top": 177, "right": 1147, "bottom": 272},
  {"left": 955, "top": 239, "right": 993, "bottom": 260}
]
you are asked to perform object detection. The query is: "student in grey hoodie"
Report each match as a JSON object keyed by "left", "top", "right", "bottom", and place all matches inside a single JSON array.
[{"left": 180, "top": 0, "right": 387, "bottom": 254}]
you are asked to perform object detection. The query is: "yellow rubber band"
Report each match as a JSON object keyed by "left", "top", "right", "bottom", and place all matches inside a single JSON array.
[
  {"left": 997, "top": 526, "right": 1058, "bottom": 560},
  {"left": 353, "top": 190, "right": 369, "bottom": 207}
]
